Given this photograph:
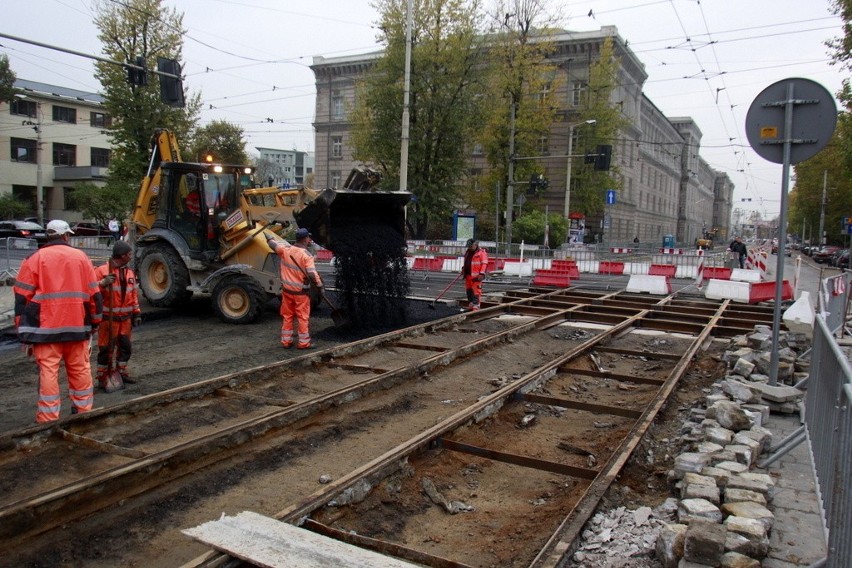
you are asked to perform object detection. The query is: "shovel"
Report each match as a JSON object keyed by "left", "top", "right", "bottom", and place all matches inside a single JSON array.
[
  {"left": 322, "top": 292, "right": 351, "bottom": 329},
  {"left": 429, "top": 273, "right": 462, "bottom": 309}
]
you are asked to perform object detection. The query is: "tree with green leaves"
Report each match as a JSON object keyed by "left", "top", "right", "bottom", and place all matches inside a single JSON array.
[
  {"left": 0, "top": 54, "right": 17, "bottom": 102},
  {"left": 67, "top": 182, "right": 129, "bottom": 228},
  {"left": 0, "top": 194, "right": 29, "bottom": 220},
  {"left": 188, "top": 121, "right": 249, "bottom": 164},
  {"left": 351, "top": 0, "right": 487, "bottom": 239},
  {"left": 513, "top": 208, "right": 567, "bottom": 245},
  {"left": 93, "top": 0, "right": 200, "bottom": 216}
]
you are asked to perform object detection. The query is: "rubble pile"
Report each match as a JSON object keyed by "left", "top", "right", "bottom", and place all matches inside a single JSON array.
[{"left": 569, "top": 325, "right": 810, "bottom": 567}]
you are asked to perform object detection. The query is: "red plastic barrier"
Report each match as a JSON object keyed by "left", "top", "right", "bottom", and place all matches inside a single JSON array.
[
  {"left": 316, "top": 249, "right": 333, "bottom": 261},
  {"left": 648, "top": 264, "right": 676, "bottom": 277},
  {"left": 598, "top": 261, "right": 625, "bottom": 275},
  {"left": 551, "top": 259, "right": 580, "bottom": 278},
  {"left": 487, "top": 258, "right": 507, "bottom": 271},
  {"left": 411, "top": 257, "right": 444, "bottom": 271},
  {"left": 749, "top": 280, "right": 793, "bottom": 304},
  {"left": 703, "top": 267, "right": 732, "bottom": 280},
  {"left": 532, "top": 269, "right": 571, "bottom": 288}
]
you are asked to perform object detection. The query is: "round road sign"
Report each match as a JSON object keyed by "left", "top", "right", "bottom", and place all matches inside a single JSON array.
[{"left": 745, "top": 78, "right": 837, "bottom": 164}]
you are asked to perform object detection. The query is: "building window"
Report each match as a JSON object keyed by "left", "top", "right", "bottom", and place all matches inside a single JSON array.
[
  {"left": 10, "top": 99, "right": 37, "bottom": 118},
  {"left": 52, "top": 106, "right": 77, "bottom": 124},
  {"left": 63, "top": 187, "right": 78, "bottom": 210},
  {"left": 537, "top": 135, "right": 549, "bottom": 155},
  {"left": 571, "top": 82, "right": 586, "bottom": 106},
  {"left": 538, "top": 83, "right": 551, "bottom": 106},
  {"left": 331, "top": 170, "right": 342, "bottom": 188},
  {"left": 331, "top": 91, "right": 344, "bottom": 120},
  {"left": 90, "top": 112, "right": 111, "bottom": 128},
  {"left": 331, "top": 136, "right": 343, "bottom": 158},
  {"left": 472, "top": 143, "right": 484, "bottom": 156},
  {"left": 11, "top": 138, "right": 37, "bottom": 163},
  {"left": 53, "top": 142, "right": 76, "bottom": 166},
  {"left": 91, "top": 147, "right": 111, "bottom": 168}
]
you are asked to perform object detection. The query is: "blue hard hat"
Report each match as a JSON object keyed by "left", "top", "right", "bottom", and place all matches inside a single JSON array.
[{"left": 295, "top": 228, "right": 311, "bottom": 239}]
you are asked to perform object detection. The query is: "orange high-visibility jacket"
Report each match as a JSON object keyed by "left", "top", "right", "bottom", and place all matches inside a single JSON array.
[
  {"left": 94, "top": 263, "right": 140, "bottom": 322},
  {"left": 14, "top": 242, "right": 103, "bottom": 343},
  {"left": 271, "top": 242, "right": 323, "bottom": 294},
  {"left": 463, "top": 247, "right": 488, "bottom": 278}
]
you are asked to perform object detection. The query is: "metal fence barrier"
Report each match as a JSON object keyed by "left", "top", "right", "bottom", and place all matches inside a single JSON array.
[
  {"left": 0, "top": 238, "right": 39, "bottom": 282},
  {"left": 818, "top": 272, "right": 852, "bottom": 336},
  {"left": 805, "top": 314, "right": 852, "bottom": 567}
]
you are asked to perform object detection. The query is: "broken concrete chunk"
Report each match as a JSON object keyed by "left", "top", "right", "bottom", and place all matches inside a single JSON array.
[
  {"left": 682, "top": 483, "right": 720, "bottom": 505},
  {"left": 714, "top": 460, "right": 749, "bottom": 474},
  {"left": 725, "top": 530, "right": 769, "bottom": 559},
  {"left": 722, "top": 502, "right": 775, "bottom": 531},
  {"left": 705, "top": 426, "right": 734, "bottom": 446},
  {"left": 674, "top": 452, "right": 713, "bottom": 476},
  {"left": 656, "top": 523, "right": 687, "bottom": 568},
  {"left": 720, "top": 550, "right": 761, "bottom": 568},
  {"left": 748, "top": 382, "right": 803, "bottom": 404},
  {"left": 711, "top": 400, "right": 754, "bottom": 431},
  {"left": 700, "top": 466, "right": 732, "bottom": 488},
  {"left": 732, "top": 358, "right": 756, "bottom": 378},
  {"left": 724, "top": 513, "right": 770, "bottom": 540},
  {"left": 723, "top": 488, "right": 767, "bottom": 506}
]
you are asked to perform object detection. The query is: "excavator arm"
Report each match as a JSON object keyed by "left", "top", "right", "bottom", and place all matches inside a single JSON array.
[{"left": 131, "top": 129, "right": 182, "bottom": 237}]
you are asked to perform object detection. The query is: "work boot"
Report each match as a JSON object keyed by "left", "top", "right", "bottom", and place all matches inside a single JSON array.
[
  {"left": 281, "top": 342, "right": 293, "bottom": 349},
  {"left": 297, "top": 343, "right": 316, "bottom": 350},
  {"left": 121, "top": 373, "right": 136, "bottom": 384}
]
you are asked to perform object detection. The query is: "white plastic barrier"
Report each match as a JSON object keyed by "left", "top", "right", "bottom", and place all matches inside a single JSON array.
[
  {"left": 675, "top": 265, "right": 700, "bottom": 279},
  {"left": 624, "top": 262, "right": 651, "bottom": 275},
  {"left": 783, "top": 291, "right": 815, "bottom": 339},
  {"left": 704, "top": 278, "right": 751, "bottom": 303},
  {"left": 626, "top": 274, "right": 670, "bottom": 295},
  {"left": 503, "top": 261, "right": 534, "bottom": 277},
  {"left": 731, "top": 269, "right": 763, "bottom": 282},
  {"left": 577, "top": 260, "right": 599, "bottom": 274},
  {"left": 441, "top": 257, "right": 463, "bottom": 272}
]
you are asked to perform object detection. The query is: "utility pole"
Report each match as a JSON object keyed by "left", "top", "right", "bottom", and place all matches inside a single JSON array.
[
  {"left": 818, "top": 169, "right": 827, "bottom": 246},
  {"left": 506, "top": 100, "right": 516, "bottom": 254},
  {"left": 398, "top": 0, "right": 413, "bottom": 192}
]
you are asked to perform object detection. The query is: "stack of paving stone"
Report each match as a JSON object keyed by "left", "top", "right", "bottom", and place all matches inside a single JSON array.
[
  {"left": 568, "top": 326, "right": 809, "bottom": 567},
  {"left": 655, "top": 326, "right": 807, "bottom": 567}
]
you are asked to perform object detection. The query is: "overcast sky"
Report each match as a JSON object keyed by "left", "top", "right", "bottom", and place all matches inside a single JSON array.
[{"left": 2, "top": 0, "right": 845, "bottom": 219}]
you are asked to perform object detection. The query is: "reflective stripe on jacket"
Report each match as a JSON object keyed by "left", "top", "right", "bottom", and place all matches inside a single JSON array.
[
  {"left": 272, "top": 241, "right": 323, "bottom": 294},
  {"left": 94, "top": 263, "right": 141, "bottom": 321},
  {"left": 14, "top": 242, "right": 103, "bottom": 343}
]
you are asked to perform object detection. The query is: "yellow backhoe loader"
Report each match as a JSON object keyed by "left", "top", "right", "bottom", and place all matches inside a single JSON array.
[{"left": 129, "top": 129, "right": 410, "bottom": 323}]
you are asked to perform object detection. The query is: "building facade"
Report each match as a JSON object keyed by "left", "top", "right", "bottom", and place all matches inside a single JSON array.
[
  {"left": 311, "top": 26, "right": 732, "bottom": 246},
  {"left": 0, "top": 79, "right": 111, "bottom": 224},
  {"left": 255, "top": 146, "right": 315, "bottom": 188}
]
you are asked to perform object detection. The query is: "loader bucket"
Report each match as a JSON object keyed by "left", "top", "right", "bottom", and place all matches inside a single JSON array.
[{"left": 294, "top": 188, "right": 410, "bottom": 252}]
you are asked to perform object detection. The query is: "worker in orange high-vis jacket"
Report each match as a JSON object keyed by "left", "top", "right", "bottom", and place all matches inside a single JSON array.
[
  {"left": 267, "top": 227, "right": 323, "bottom": 349},
  {"left": 462, "top": 238, "right": 488, "bottom": 311},
  {"left": 13, "top": 220, "right": 103, "bottom": 423},
  {"left": 94, "top": 240, "right": 141, "bottom": 386}
]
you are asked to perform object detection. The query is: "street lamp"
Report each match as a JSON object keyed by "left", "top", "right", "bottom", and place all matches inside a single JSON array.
[
  {"left": 15, "top": 94, "right": 44, "bottom": 226},
  {"left": 564, "top": 119, "right": 596, "bottom": 230}
]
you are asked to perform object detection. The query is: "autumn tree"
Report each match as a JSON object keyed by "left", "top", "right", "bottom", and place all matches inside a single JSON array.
[
  {"left": 569, "top": 36, "right": 629, "bottom": 231},
  {"left": 93, "top": 0, "right": 200, "bottom": 215},
  {"left": 476, "top": 0, "right": 563, "bottom": 245},
  {"left": 188, "top": 120, "right": 249, "bottom": 164},
  {"left": 351, "top": 0, "right": 487, "bottom": 239}
]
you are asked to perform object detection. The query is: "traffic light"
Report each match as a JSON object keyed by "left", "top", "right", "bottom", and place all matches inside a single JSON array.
[
  {"left": 157, "top": 57, "right": 185, "bottom": 108},
  {"left": 126, "top": 56, "right": 148, "bottom": 87},
  {"left": 594, "top": 144, "right": 612, "bottom": 171},
  {"left": 527, "top": 174, "right": 549, "bottom": 195}
]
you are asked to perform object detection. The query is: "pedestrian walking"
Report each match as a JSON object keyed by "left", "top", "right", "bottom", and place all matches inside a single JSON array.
[
  {"left": 108, "top": 217, "right": 121, "bottom": 242},
  {"left": 13, "top": 220, "right": 103, "bottom": 423},
  {"left": 267, "top": 228, "right": 323, "bottom": 349},
  {"left": 94, "top": 240, "right": 141, "bottom": 387},
  {"left": 728, "top": 236, "right": 748, "bottom": 269},
  {"left": 462, "top": 238, "right": 488, "bottom": 311}
]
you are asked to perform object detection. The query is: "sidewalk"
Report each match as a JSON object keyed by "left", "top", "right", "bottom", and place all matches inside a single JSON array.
[{"left": 0, "top": 284, "right": 13, "bottom": 332}]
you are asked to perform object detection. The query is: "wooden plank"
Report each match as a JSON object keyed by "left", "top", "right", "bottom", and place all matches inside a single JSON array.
[
  {"left": 183, "top": 511, "right": 420, "bottom": 568},
  {"left": 57, "top": 428, "right": 146, "bottom": 459}
]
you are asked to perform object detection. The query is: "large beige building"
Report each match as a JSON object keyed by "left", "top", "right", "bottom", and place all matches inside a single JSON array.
[
  {"left": 311, "top": 26, "right": 733, "bottom": 245},
  {"left": 0, "top": 80, "right": 111, "bottom": 224}
]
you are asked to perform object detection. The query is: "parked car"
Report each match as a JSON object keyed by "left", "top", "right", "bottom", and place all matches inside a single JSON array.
[
  {"left": 0, "top": 220, "right": 48, "bottom": 246},
  {"left": 812, "top": 245, "right": 841, "bottom": 264},
  {"left": 833, "top": 250, "right": 849, "bottom": 269},
  {"left": 71, "top": 222, "right": 110, "bottom": 236}
]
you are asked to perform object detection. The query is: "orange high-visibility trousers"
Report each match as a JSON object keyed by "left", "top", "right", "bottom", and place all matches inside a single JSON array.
[
  {"left": 33, "top": 340, "right": 94, "bottom": 422},
  {"left": 280, "top": 293, "right": 312, "bottom": 348},
  {"left": 464, "top": 275, "right": 483, "bottom": 309}
]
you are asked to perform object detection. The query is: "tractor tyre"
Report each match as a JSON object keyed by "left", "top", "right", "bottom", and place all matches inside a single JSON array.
[
  {"left": 137, "top": 244, "right": 192, "bottom": 307},
  {"left": 212, "top": 275, "right": 268, "bottom": 324}
]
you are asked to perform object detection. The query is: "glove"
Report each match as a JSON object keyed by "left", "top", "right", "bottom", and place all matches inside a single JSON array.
[
  {"left": 91, "top": 324, "right": 99, "bottom": 333},
  {"left": 100, "top": 274, "right": 116, "bottom": 287},
  {"left": 21, "top": 343, "right": 34, "bottom": 359},
  {"left": 475, "top": 274, "right": 485, "bottom": 282},
  {"left": 133, "top": 316, "right": 142, "bottom": 328}
]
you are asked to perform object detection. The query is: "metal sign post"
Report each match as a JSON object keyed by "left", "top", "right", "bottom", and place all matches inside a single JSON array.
[{"left": 745, "top": 78, "right": 836, "bottom": 385}]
